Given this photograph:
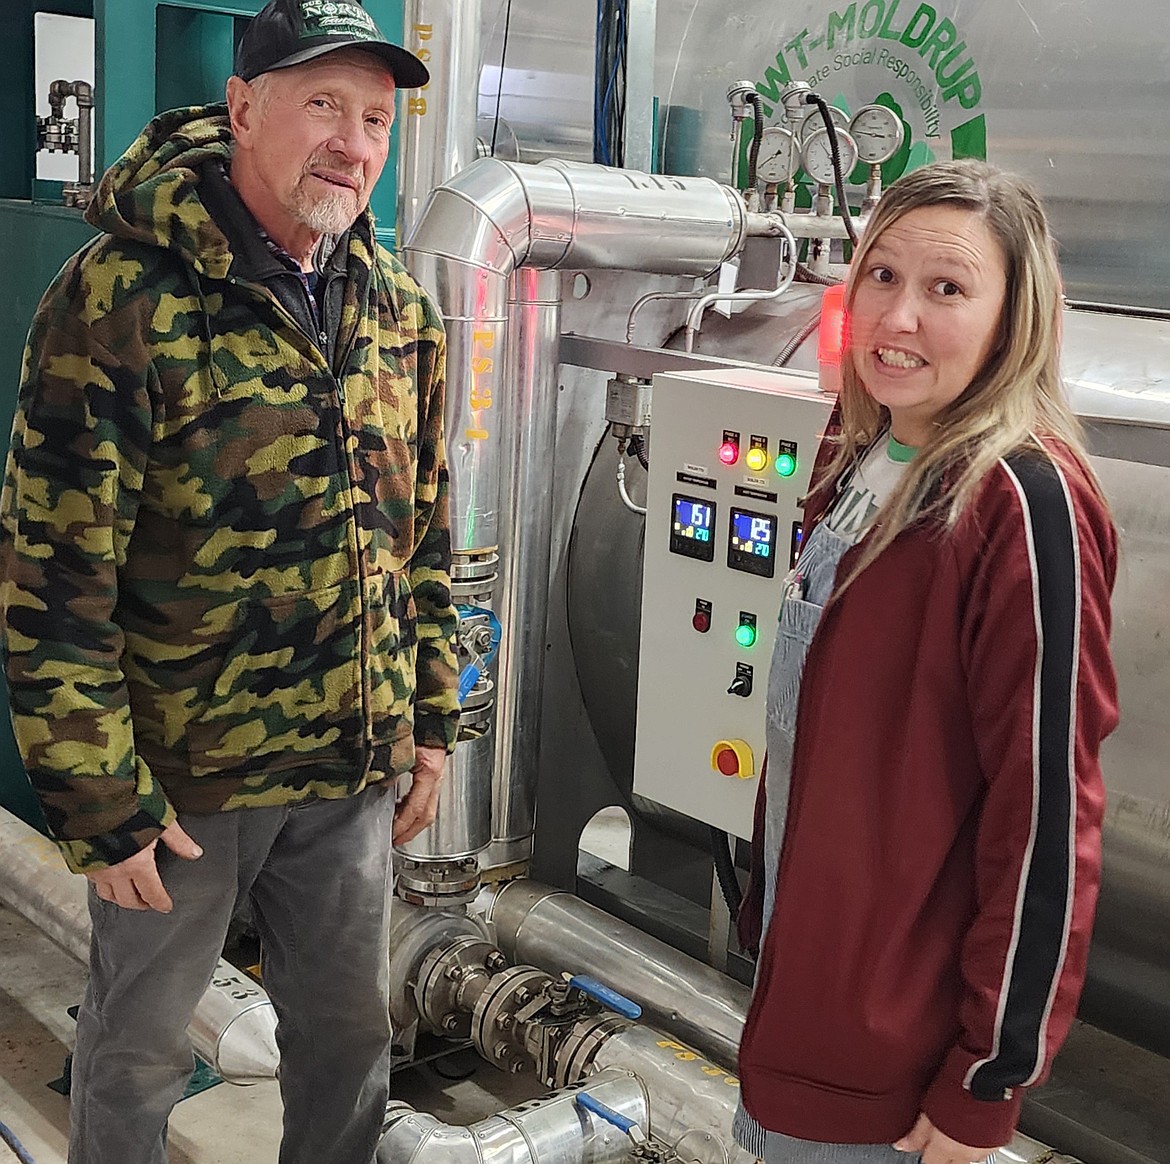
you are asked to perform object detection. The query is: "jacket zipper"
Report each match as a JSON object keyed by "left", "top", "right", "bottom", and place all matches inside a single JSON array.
[{"left": 225, "top": 275, "right": 372, "bottom": 772}]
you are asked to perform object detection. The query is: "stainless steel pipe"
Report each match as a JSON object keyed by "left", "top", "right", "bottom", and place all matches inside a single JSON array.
[
  {"left": 484, "top": 878, "right": 751, "bottom": 1069},
  {"left": 404, "top": 156, "right": 748, "bottom": 279},
  {"left": 376, "top": 1067, "right": 648, "bottom": 1164},
  {"left": 480, "top": 879, "right": 1086, "bottom": 1164},
  {"left": 397, "top": 0, "right": 482, "bottom": 246},
  {"left": 411, "top": 253, "right": 509, "bottom": 559},
  {"left": 398, "top": 724, "right": 493, "bottom": 862},
  {"left": 591, "top": 1024, "right": 1079, "bottom": 1164},
  {"left": 590, "top": 1023, "right": 755, "bottom": 1164},
  {"left": 404, "top": 158, "right": 750, "bottom": 870},
  {"left": 487, "top": 269, "right": 562, "bottom": 863},
  {"left": 0, "top": 806, "right": 278, "bottom": 1083}
]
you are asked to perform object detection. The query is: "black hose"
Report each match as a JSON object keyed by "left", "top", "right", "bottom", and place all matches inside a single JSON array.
[
  {"left": 795, "top": 261, "right": 841, "bottom": 287},
  {"left": 629, "top": 434, "right": 649, "bottom": 470},
  {"left": 804, "top": 93, "right": 859, "bottom": 247},
  {"left": 744, "top": 92, "right": 765, "bottom": 189},
  {"left": 710, "top": 826, "right": 744, "bottom": 915},
  {"left": 774, "top": 311, "right": 823, "bottom": 368}
]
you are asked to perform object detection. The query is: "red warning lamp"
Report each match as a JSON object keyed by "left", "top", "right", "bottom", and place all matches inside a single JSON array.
[
  {"left": 719, "top": 439, "right": 739, "bottom": 466},
  {"left": 818, "top": 282, "right": 848, "bottom": 393}
]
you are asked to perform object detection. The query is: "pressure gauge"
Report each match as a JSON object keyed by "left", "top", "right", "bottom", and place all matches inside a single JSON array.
[
  {"left": 800, "top": 104, "right": 850, "bottom": 140},
  {"left": 849, "top": 104, "right": 905, "bottom": 165},
  {"left": 801, "top": 127, "right": 858, "bottom": 186},
  {"left": 756, "top": 126, "right": 798, "bottom": 184}
]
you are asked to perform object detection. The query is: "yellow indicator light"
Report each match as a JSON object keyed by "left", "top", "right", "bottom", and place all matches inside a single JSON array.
[
  {"left": 776, "top": 452, "right": 797, "bottom": 477},
  {"left": 745, "top": 446, "right": 769, "bottom": 472}
]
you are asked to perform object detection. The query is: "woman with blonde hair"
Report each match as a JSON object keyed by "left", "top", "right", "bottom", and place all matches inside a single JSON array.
[{"left": 734, "top": 160, "right": 1119, "bottom": 1164}]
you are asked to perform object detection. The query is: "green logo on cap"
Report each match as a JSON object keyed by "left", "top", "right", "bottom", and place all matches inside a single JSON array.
[{"left": 299, "top": 1, "right": 380, "bottom": 41}]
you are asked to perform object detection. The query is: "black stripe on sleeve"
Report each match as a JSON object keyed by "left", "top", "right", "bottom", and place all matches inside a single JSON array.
[{"left": 968, "top": 450, "right": 1079, "bottom": 1101}]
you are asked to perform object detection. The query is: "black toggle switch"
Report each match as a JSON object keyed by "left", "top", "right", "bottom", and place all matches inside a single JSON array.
[{"left": 727, "top": 662, "right": 754, "bottom": 698}]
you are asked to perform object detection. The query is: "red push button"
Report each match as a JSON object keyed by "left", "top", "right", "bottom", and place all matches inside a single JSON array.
[
  {"left": 710, "top": 738, "right": 755, "bottom": 779},
  {"left": 692, "top": 599, "right": 712, "bottom": 633}
]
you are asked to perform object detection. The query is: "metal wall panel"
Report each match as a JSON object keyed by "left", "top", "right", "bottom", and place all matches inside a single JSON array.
[{"left": 476, "top": 0, "right": 1170, "bottom": 308}]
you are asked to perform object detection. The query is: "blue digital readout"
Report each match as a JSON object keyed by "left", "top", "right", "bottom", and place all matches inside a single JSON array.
[
  {"left": 674, "top": 497, "right": 713, "bottom": 543},
  {"left": 731, "top": 510, "right": 773, "bottom": 557}
]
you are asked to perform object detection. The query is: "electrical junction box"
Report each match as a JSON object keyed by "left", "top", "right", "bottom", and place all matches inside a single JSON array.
[{"left": 633, "top": 367, "right": 835, "bottom": 840}]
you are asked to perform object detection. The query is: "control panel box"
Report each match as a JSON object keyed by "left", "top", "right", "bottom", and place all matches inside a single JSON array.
[{"left": 632, "top": 367, "right": 835, "bottom": 840}]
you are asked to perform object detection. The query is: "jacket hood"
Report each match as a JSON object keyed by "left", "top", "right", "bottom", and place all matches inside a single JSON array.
[{"left": 85, "top": 104, "right": 239, "bottom": 281}]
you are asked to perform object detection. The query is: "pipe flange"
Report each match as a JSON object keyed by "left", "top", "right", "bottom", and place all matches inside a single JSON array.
[
  {"left": 552, "top": 1013, "right": 630, "bottom": 1088},
  {"left": 470, "top": 965, "right": 552, "bottom": 1072},
  {"left": 450, "top": 581, "right": 497, "bottom": 605},
  {"left": 415, "top": 935, "right": 498, "bottom": 1038},
  {"left": 397, "top": 857, "right": 481, "bottom": 907},
  {"left": 451, "top": 552, "right": 500, "bottom": 582},
  {"left": 458, "top": 682, "right": 495, "bottom": 718}
]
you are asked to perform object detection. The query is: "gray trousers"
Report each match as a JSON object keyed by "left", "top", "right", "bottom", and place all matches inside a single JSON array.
[{"left": 68, "top": 784, "right": 398, "bottom": 1164}]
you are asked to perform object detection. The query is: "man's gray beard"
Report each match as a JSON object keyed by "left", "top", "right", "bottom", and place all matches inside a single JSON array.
[{"left": 291, "top": 186, "right": 360, "bottom": 234}]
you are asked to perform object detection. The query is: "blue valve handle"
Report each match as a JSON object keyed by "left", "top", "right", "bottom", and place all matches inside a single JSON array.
[
  {"left": 574, "top": 1092, "right": 638, "bottom": 1135},
  {"left": 569, "top": 974, "right": 643, "bottom": 1020},
  {"left": 456, "top": 606, "right": 503, "bottom": 706},
  {"left": 458, "top": 662, "right": 482, "bottom": 703}
]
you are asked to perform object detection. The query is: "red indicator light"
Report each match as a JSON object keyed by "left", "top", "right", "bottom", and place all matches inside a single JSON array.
[
  {"left": 719, "top": 441, "right": 739, "bottom": 466},
  {"left": 692, "top": 610, "right": 710, "bottom": 633},
  {"left": 818, "top": 282, "right": 847, "bottom": 368}
]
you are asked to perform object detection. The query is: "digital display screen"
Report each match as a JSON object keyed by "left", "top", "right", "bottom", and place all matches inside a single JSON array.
[
  {"left": 674, "top": 497, "right": 714, "bottom": 543},
  {"left": 727, "top": 507, "right": 778, "bottom": 578},
  {"left": 670, "top": 494, "right": 717, "bottom": 562},
  {"left": 731, "top": 511, "right": 774, "bottom": 558}
]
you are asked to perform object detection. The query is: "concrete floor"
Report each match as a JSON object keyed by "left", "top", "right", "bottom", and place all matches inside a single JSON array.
[{"left": 0, "top": 817, "right": 631, "bottom": 1164}]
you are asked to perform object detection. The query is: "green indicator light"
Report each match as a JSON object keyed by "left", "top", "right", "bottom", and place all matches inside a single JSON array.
[
  {"left": 735, "top": 622, "right": 758, "bottom": 648},
  {"left": 776, "top": 453, "right": 797, "bottom": 478}
]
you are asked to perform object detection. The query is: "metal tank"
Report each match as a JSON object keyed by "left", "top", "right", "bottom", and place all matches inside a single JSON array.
[{"left": 477, "top": 0, "right": 1170, "bottom": 310}]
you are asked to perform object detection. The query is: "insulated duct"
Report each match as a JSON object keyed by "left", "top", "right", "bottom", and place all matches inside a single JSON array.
[
  {"left": 404, "top": 155, "right": 748, "bottom": 562},
  {"left": 485, "top": 879, "right": 750, "bottom": 1069},
  {"left": 477, "top": 880, "right": 1088, "bottom": 1164},
  {"left": 397, "top": 0, "right": 482, "bottom": 246},
  {"left": 0, "top": 806, "right": 278, "bottom": 1083},
  {"left": 403, "top": 157, "right": 749, "bottom": 862},
  {"left": 488, "top": 268, "right": 562, "bottom": 864},
  {"left": 377, "top": 1068, "right": 649, "bottom": 1164}
]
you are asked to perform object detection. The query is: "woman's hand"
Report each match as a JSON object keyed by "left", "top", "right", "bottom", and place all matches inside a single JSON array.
[{"left": 893, "top": 1113, "right": 996, "bottom": 1163}]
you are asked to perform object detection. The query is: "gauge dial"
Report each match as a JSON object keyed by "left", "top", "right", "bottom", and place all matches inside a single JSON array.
[
  {"left": 800, "top": 104, "right": 850, "bottom": 140},
  {"left": 756, "top": 126, "right": 798, "bottom": 184},
  {"left": 801, "top": 127, "right": 858, "bottom": 186},
  {"left": 849, "top": 104, "right": 905, "bottom": 164}
]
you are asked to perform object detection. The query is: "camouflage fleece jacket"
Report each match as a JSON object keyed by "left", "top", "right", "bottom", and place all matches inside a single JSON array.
[{"left": 0, "top": 106, "right": 460, "bottom": 873}]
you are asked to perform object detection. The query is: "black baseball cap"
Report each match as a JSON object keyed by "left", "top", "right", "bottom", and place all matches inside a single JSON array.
[{"left": 234, "top": 0, "right": 429, "bottom": 88}]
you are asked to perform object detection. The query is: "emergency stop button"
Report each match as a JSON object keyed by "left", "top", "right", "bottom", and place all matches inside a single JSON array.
[{"left": 710, "top": 738, "right": 755, "bottom": 779}]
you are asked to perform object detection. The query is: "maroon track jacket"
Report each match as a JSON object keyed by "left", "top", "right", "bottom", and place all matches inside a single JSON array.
[{"left": 737, "top": 438, "right": 1119, "bottom": 1149}]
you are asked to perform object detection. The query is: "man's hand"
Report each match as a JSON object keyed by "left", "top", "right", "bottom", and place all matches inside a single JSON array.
[
  {"left": 894, "top": 1113, "right": 997, "bottom": 1164},
  {"left": 84, "top": 822, "right": 203, "bottom": 913},
  {"left": 393, "top": 745, "right": 448, "bottom": 844}
]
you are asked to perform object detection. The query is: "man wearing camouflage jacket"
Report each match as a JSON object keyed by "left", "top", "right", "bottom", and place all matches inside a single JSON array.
[{"left": 0, "top": 3, "right": 459, "bottom": 1161}]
